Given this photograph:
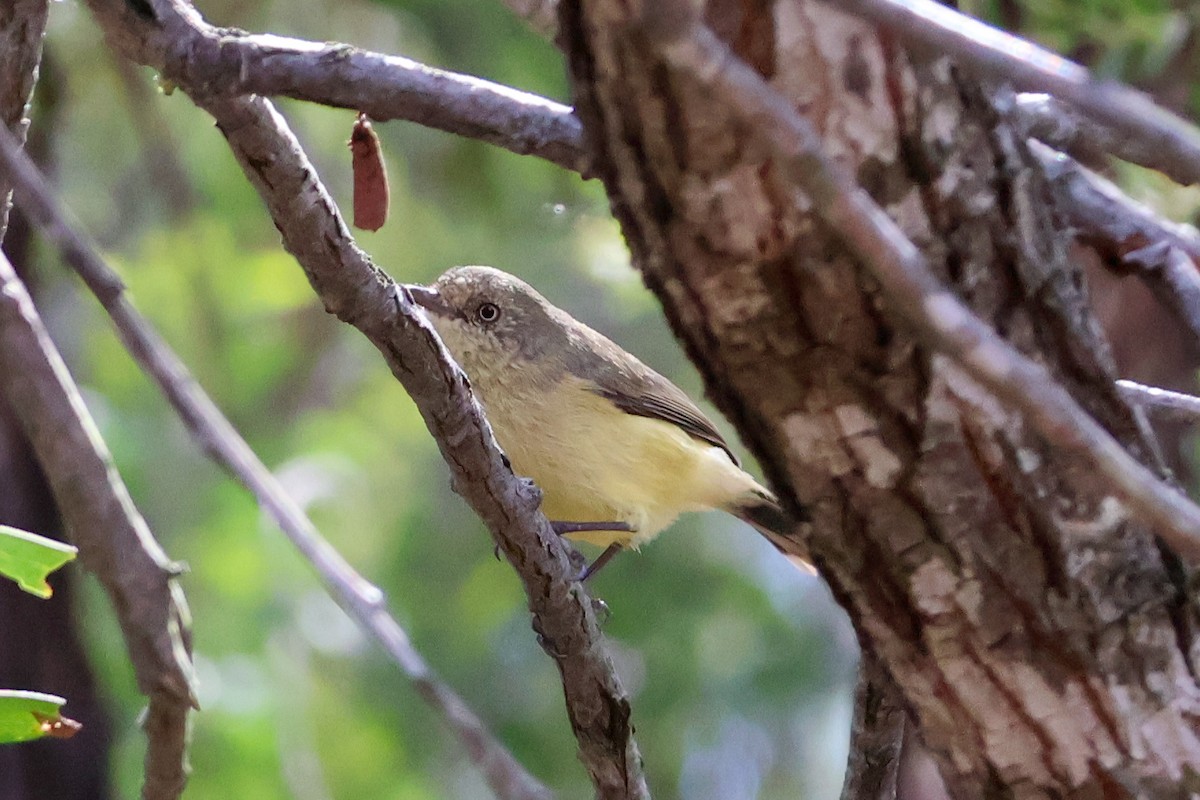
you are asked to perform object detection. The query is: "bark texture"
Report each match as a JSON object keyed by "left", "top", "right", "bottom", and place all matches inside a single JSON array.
[{"left": 562, "top": 1, "right": 1200, "bottom": 796}]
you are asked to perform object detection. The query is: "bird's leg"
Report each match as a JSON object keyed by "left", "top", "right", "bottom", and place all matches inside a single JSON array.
[
  {"left": 547, "top": 521, "right": 632, "bottom": 582},
  {"left": 549, "top": 521, "right": 633, "bottom": 535},
  {"left": 578, "top": 542, "right": 622, "bottom": 582}
]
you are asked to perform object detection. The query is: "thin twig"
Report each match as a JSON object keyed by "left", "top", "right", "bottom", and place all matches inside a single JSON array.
[
  {"left": 839, "top": 654, "right": 904, "bottom": 800},
  {"left": 1028, "top": 141, "right": 1200, "bottom": 350},
  {"left": 638, "top": 2, "right": 1200, "bottom": 564},
  {"left": 1118, "top": 380, "right": 1200, "bottom": 427},
  {"left": 85, "top": 0, "right": 647, "bottom": 795},
  {"left": 826, "top": 0, "right": 1200, "bottom": 186},
  {"left": 0, "top": 251, "right": 195, "bottom": 800},
  {"left": 0, "top": 123, "right": 553, "bottom": 800},
  {"left": 1029, "top": 141, "right": 1200, "bottom": 264}
]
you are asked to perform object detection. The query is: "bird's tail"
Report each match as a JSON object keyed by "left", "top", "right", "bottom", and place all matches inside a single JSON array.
[{"left": 728, "top": 490, "right": 814, "bottom": 572}]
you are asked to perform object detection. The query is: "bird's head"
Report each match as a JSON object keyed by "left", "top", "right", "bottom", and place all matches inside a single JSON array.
[{"left": 406, "top": 266, "right": 571, "bottom": 376}]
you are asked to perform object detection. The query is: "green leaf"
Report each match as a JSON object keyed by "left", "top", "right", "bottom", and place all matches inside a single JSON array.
[
  {"left": 0, "top": 690, "right": 80, "bottom": 744},
  {"left": 0, "top": 526, "right": 78, "bottom": 599}
]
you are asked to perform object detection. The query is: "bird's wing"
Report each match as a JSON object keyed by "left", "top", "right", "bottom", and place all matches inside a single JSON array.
[
  {"left": 588, "top": 366, "right": 740, "bottom": 467},
  {"left": 562, "top": 313, "right": 740, "bottom": 465}
]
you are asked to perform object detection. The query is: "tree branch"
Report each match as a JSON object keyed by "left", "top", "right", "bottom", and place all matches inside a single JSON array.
[
  {"left": 637, "top": 2, "right": 1200, "bottom": 563},
  {"left": 0, "top": 123, "right": 554, "bottom": 800},
  {"left": 1118, "top": 380, "right": 1200, "bottom": 427},
  {"left": 827, "top": 0, "right": 1200, "bottom": 186},
  {"left": 1029, "top": 141, "right": 1200, "bottom": 350},
  {"left": 0, "top": 251, "right": 195, "bottom": 800},
  {"left": 105, "top": 17, "right": 586, "bottom": 172},
  {"left": 84, "top": 0, "right": 646, "bottom": 795},
  {"left": 93, "top": 0, "right": 1200, "bottom": 379},
  {"left": 209, "top": 90, "right": 643, "bottom": 799}
]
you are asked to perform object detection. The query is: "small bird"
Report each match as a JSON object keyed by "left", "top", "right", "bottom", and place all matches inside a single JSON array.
[{"left": 406, "top": 266, "right": 807, "bottom": 578}]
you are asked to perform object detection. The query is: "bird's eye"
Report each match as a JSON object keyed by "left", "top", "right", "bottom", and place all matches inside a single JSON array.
[{"left": 476, "top": 302, "right": 501, "bottom": 323}]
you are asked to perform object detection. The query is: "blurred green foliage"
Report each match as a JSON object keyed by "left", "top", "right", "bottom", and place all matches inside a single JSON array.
[{"left": 30, "top": 0, "right": 1200, "bottom": 797}]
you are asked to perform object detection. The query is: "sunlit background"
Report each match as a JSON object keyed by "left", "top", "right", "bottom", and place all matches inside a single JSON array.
[{"left": 20, "top": 0, "right": 1200, "bottom": 797}]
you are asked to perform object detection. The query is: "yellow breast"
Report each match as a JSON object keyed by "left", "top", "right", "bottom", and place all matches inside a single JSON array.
[{"left": 478, "top": 374, "right": 761, "bottom": 549}]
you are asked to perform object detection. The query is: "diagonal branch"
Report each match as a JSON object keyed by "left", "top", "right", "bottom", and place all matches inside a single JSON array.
[
  {"left": 1030, "top": 142, "right": 1200, "bottom": 264},
  {"left": 0, "top": 122, "right": 553, "bottom": 800},
  {"left": 85, "top": 0, "right": 646, "bottom": 795},
  {"left": 0, "top": 250, "right": 195, "bottom": 800},
  {"left": 637, "top": 1, "right": 1200, "bottom": 564},
  {"left": 1118, "top": 380, "right": 1200, "bottom": 427},
  {"left": 202, "top": 89, "right": 645, "bottom": 799},
  {"left": 826, "top": 0, "right": 1200, "bottom": 186}
]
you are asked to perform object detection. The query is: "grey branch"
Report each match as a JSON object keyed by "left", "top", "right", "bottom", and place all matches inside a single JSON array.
[
  {"left": 0, "top": 124, "right": 553, "bottom": 800},
  {"left": 203, "top": 88, "right": 644, "bottom": 800},
  {"left": 0, "top": 250, "right": 195, "bottom": 800},
  {"left": 1118, "top": 380, "right": 1200, "bottom": 427},
  {"left": 828, "top": 0, "right": 1200, "bottom": 186},
  {"left": 84, "top": 0, "right": 646, "bottom": 796},
  {"left": 638, "top": 3, "right": 1200, "bottom": 563},
  {"left": 1029, "top": 141, "right": 1200, "bottom": 348},
  {"left": 149, "top": 23, "right": 586, "bottom": 173}
]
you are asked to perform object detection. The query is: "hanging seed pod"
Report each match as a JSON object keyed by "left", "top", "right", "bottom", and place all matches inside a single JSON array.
[{"left": 350, "top": 112, "right": 389, "bottom": 232}]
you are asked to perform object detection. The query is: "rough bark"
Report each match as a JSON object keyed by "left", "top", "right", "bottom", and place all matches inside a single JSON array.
[{"left": 562, "top": 0, "right": 1200, "bottom": 797}]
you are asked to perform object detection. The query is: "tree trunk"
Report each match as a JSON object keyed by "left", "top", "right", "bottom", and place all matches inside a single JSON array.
[{"left": 561, "top": 1, "right": 1200, "bottom": 796}]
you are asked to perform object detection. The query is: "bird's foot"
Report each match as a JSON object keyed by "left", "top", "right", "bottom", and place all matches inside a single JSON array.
[{"left": 547, "top": 522, "right": 633, "bottom": 583}]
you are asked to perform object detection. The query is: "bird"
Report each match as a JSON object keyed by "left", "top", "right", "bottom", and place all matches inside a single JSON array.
[{"left": 406, "top": 266, "right": 807, "bottom": 578}]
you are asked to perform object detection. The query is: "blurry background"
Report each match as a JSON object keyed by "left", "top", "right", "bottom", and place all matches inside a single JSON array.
[{"left": 5, "top": 0, "right": 1200, "bottom": 797}]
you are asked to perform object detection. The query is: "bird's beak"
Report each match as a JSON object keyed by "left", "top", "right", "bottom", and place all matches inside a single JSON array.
[{"left": 403, "top": 284, "right": 452, "bottom": 317}]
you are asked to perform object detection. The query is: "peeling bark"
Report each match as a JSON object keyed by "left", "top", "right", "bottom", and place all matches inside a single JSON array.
[{"left": 562, "top": 0, "right": 1200, "bottom": 796}]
